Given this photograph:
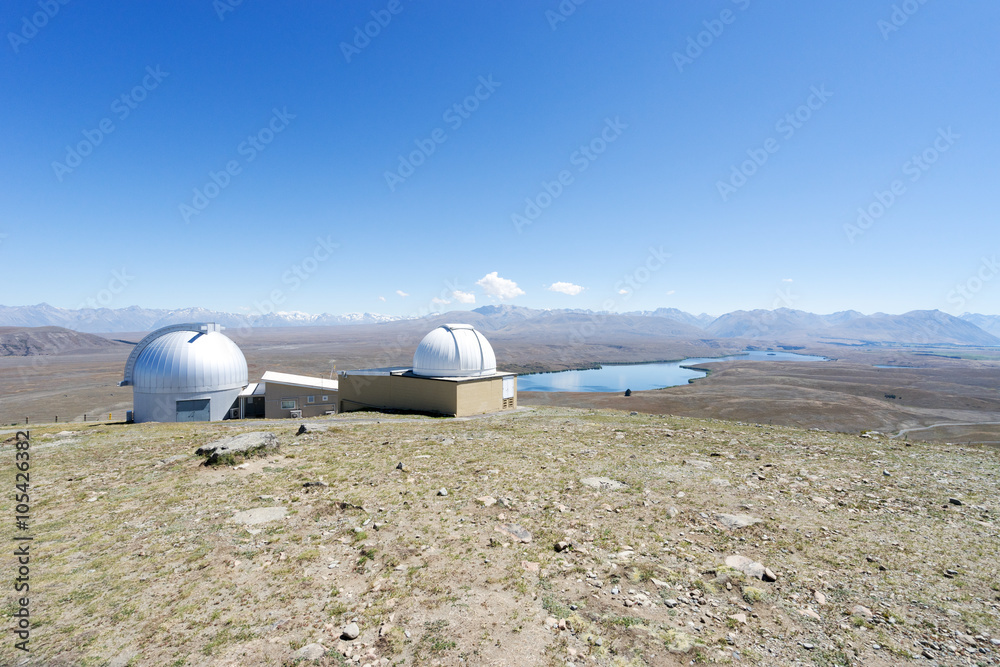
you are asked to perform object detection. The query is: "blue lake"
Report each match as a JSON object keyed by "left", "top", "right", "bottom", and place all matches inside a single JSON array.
[{"left": 517, "top": 350, "right": 829, "bottom": 392}]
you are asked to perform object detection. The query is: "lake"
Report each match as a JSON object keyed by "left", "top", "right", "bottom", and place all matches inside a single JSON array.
[{"left": 517, "top": 350, "right": 828, "bottom": 392}]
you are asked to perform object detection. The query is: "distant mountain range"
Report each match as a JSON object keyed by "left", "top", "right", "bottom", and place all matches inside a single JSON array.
[
  {"left": 1, "top": 303, "right": 998, "bottom": 346},
  {"left": 0, "top": 303, "right": 403, "bottom": 333}
]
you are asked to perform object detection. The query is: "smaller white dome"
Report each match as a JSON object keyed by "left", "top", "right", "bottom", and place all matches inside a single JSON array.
[{"left": 413, "top": 324, "right": 496, "bottom": 378}]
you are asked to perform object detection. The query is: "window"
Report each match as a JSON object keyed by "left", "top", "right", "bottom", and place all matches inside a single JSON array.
[
  {"left": 281, "top": 399, "right": 296, "bottom": 410},
  {"left": 307, "top": 396, "right": 315, "bottom": 404},
  {"left": 321, "top": 395, "right": 329, "bottom": 402}
]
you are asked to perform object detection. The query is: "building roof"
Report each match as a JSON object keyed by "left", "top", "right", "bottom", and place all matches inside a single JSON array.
[
  {"left": 125, "top": 324, "right": 247, "bottom": 393},
  {"left": 238, "top": 382, "right": 266, "bottom": 397},
  {"left": 261, "top": 371, "right": 338, "bottom": 391},
  {"left": 412, "top": 323, "right": 497, "bottom": 378}
]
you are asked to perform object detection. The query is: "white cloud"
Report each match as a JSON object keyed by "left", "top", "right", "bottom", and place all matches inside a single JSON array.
[
  {"left": 431, "top": 297, "right": 451, "bottom": 306},
  {"left": 618, "top": 288, "right": 629, "bottom": 295},
  {"left": 548, "top": 281, "right": 584, "bottom": 296},
  {"left": 782, "top": 278, "right": 794, "bottom": 283},
  {"left": 452, "top": 290, "right": 476, "bottom": 304},
  {"left": 476, "top": 272, "right": 525, "bottom": 300},
  {"left": 396, "top": 290, "right": 410, "bottom": 297},
  {"left": 377, "top": 296, "right": 386, "bottom": 302},
  {"left": 666, "top": 290, "right": 676, "bottom": 295}
]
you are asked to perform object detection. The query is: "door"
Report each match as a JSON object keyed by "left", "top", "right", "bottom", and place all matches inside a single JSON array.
[{"left": 176, "top": 398, "right": 211, "bottom": 422}]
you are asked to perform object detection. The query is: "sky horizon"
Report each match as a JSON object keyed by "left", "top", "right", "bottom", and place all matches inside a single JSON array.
[{"left": 4, "top": 2, "right": 998, "bottom": 320}]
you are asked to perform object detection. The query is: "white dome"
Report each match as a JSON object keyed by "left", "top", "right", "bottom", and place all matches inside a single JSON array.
[
  {"left": 412, "top": 324, "right": 496, "bottom": 378},
  {"left": 132, "top": 329, "right": 248, "bottom": 393}
]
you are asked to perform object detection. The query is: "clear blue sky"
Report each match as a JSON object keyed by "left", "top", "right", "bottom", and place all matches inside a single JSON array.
[{"left": 3, "top": 1, "right": 998, "bottom": 319}]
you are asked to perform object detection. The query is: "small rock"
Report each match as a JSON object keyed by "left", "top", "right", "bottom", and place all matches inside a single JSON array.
[
  {"left": 813, "top": 590, "right": 826, "bottom": 605},
  {"left": 495, "top": 523, "right": 532, "bottom": 543},
  {"left": 852, "top": 605, "right": 873, "bottom": 619},
  {"left": 580, "top": 476, "right": 627, "bottom": 491},
  {"left": 948, "top": 497, "right": 963, "bottom": 506},
  {"left": 763, "top": 567, "right": 777, "bottom": 582},
  {"left": 342, "top": 622, "right": 360, "bottom": 640},
  {"left": 554, "top": 541, "right": 572, "bottom": 553},
  {"left": 944, "top": 568, "right": 958, "bottom": 578},
  {"left": 477, "top": 496, "right": 496, "bottom": 507},
  {"left": 437, "top": 488, "right": 448, "bottom": 497},
  {"left": 295, "top": 643, "right": 326, "bottom": 660},
  {"left": 716, "top": 513, "right": 762, "bottom": 530},
  {"left": 666, "top": 506, "right": 680, "bottom": 519},
  {"left": 802, "top": 642, "right": 815, "bottom": 650},
  {"left": 231, "top": 506, "right": 287, "bottom": 526},
  {"left": 729, "top": 613, "right": 747, "bottom": 625},
  {"left": 883, "top": 469, "right": 891, "bottom": 477},
  {"left": 726, "top": 555, "right": 766, "bottom": 580},
  {"left": 798, "top": 609, "right": 821, "bottom": 621},
  {"left": 395, "top": 462, "right": 404, "bottom": 471}
]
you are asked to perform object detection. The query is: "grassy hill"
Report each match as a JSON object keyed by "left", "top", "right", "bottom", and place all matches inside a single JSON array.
[{"left": 4, "top": 408, "right": 999, "bottom": 666}]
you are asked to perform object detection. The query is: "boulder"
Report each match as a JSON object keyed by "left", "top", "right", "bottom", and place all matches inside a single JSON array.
[{"left": 196, "top": 432, "right": 279, "bottom": 466}]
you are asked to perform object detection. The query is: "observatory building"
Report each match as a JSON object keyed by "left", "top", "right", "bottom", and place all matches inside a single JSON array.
[
  {"left": 119, "top": 323, "right": 248, "bottom": 423},
  {"left": 337, "top": 324, "right": 517, "bottom": 417}
]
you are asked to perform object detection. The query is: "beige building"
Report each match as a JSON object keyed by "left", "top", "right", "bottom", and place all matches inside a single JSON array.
[
  {"left": 238, "top": 370, "right": 338, "bottom": 419},
  {"left": 337, "top": 324, "right": 517, "bottom": 417}
]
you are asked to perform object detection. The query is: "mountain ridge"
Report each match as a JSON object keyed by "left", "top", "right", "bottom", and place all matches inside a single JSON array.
[{"left": 1, "top": 303, "right": 998, "bottom": 346}]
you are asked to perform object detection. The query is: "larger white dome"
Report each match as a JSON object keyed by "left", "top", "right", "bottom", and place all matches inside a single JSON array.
[
  {"left": 132, "top": 329, "right": 247, "bottom": 393},
  {"left": 412, "top": 324, "right": 496, "bottom": 378}
]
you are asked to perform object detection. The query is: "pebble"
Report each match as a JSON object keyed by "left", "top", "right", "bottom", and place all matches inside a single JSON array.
[
  {"left": 342, "top": 622, "right": 360, "bottom": 640},
  {"left": 948, "top": 497, "right": 963, "bottom": 506},
  {"left": 295, "top": 643, "right": 326, "bottom": 660},
  {"left": 437, "top": 488, "right": 448, "bottom": 497}
]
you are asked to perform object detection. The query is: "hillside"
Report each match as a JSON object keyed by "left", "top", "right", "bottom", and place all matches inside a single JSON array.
[
  {"left": 0, "top": 326, "right": 129, "bottom": 356},
  {"left": 7, "top": 409, "right": 998, "bottom": 666}
]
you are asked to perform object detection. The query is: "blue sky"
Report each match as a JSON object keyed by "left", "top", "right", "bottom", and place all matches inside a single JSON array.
[{"left": 2, "top": 1, "right": 998, "bottom": 319}]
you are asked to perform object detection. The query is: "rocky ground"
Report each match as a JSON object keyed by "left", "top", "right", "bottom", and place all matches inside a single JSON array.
[{"left": 3, "top": 407, "right": 999, "bottom": 666}]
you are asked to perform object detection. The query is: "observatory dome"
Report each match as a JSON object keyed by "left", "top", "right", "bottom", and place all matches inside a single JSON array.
[
  {"left": 132, "top": 330, "right": 248, "bottom": 392},
  {"left": 412, "top": 324, "right": 496, "bottom": 378}
]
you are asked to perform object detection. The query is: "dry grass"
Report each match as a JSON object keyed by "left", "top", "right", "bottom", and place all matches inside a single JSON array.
[{"left": 3, "top": 407, "right": 999, "bottom": 666}]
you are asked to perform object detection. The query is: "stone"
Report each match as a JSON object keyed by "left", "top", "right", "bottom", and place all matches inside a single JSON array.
[
  {"left": 295, "top": 643, "right": 326, "bottom": 660},
  {"left": 763, "top": 567, "right": 777, "bottom": 582},
  {"left": 813, "top": 590, "right": 826, "bottom": 605},
  {"left": 716, "top": 513, "right": 762, "bottom": 530},
  {"left": 682, "top": 459, "right": 712, "bottom": 470},
  {"left": 852, "top": 605, "right": 873, "bottom": 619},
  {"left": 798, "top": 608, "right": 821, "bottom": 621},
  {"left": 495, "top": 523, "right": 532, "bottom": 543},
  {"left": 948, "top": 497, "right": 963, "bottom": 506},
  {"left": 196, "top": 432, "right": 279, "bottom": 465},
  {"left": 477, "top": 496, "right": 496, "bottom": 507},
  {"left": 296, "top": 423, "right": 327, "bottom": 435},
  {"left": 666, "top": 506, "right": 680, "bottom": 519},
  {"left": 437, "top": 488, "right": 448, "bottom": 497},
  {"left": 232, "top": 506, "right": 287, "bottom": 525},
  {"left": 580, "top": 476, "right": 626, "bottom": 491},
  {"left": 729, "top": 613, "right": 747, "bottom": 625},
  {"left": 342, "top": 622, "right": 360, "bottom": 640},
  {"left": 554, "top": 541, "right": 572, "bottom": 552},
  {"left": 395, "top": 462, "right": 404, "bottom": 471},
  {"left": 725, "top": 555, "right": 766, "bottom": 580}
]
